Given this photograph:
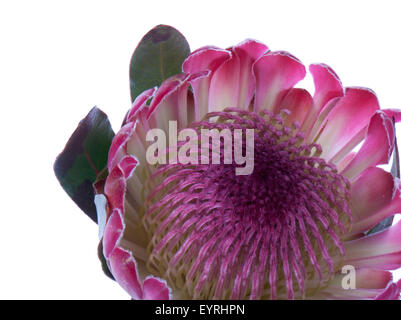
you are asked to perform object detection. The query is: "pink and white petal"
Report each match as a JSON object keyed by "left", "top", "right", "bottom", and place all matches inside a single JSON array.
[
  {"left": 346, "top": 251, "right": 401, "bottom": 270},
  {"left": 310, "top": 63, "right": 344, "bottom": 110},
  {"left": 319, "top": 270, "right": 399, "bottom": 300},
  {"left": 320, "top": 277, "right": 400, "bottom": 299},
  {"left": 341, "top": 111, "right": 394, "bottom": 181},
  {"left": 126, "top": 119, "right": 150, "bottom": 166},
  {"left": 314, "top": 287, "right": 383, "bottom": 299},
  {"left": 355, "top": 268, "right": 393, "bottom": 289},
  {"left": 345, "top": 220, "right": 401, "bottom": 262},
  {"left": 208, "top": 53, "right": 241, "bottom": 112},
  {"left": 108, "top": 247, "right": 143, "bottom": 300},
  {"left": 147, "top": 74, "right": 187, "bottom": 116},
  {"left": 104, "top": 155, "right": 139, "bottom": 213},
  {"left": 383, "top": 108, "right": 401, "bottom": 122},
  {"left": 315, "top": 87, "right": 380, "bottom": 161},
  {"left": 209, "top": 40, "right": 269, "bottom": 112},
  {"left": 253, "top": 51, "right": 306, "bottom": 113},
  {"left": 103, "top": 208, "right": 124, "bottom": 258},
  {"left": 104, "top": 157, "right": 148, "bottom": 261},
  {"left": 348, "top": 167, "right": 394, "bottom": 235},
  {"left": 119, "top": 155, "right": 139, "bottom": 179},
  {"left": 336, "top": 151, "right": 356, "bottom": 173},
  {"left": 302, "top": 64, "right": 344, "bottom": 134},
  {"left": 304, "top": 96, "right": 342, "bottom": 141},
  {"left": 125, "top": 121, "right": 157, "bottom": 186},
  {"left": 147, "top": 74, "right": 191, "bottom": 131},
  {"left": 186, "top": 89, "right": 196, "bottom": 125},
  {"left": 125, "top": 87, "right": 157, "bottom": 123},
  {"left": 350, "top": 181, "right": 401, "bottom": 237},
  {"left": 375, "top": 280, "right": 401, "bottom": 300},
  {"left": 108, "top": 122, "right": 136, "bottom": 172},
  {"left": 233, "top": 39, "right": 268, "bottom": 109},
  {"left": 327, "top": 268, "right": 392, "bottom": 290},
  {"left": 182, "top": 46, "right": 230, "bottom": 73},
  {"left": 104, "top": 165, "right": 126, "bottom": 212},
  {"left": 182, "top": 47, "right": 231, "bottom": 120},
  {"left": 143, "top": 277, "right": 171, "bottom": 300},
  {"left": 278, "top": 88, "right": 313, "bottom": 127}
]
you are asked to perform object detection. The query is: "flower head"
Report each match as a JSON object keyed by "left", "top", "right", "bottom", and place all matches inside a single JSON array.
[{"left": 96, "top": 38, "right": 401, "bottom": 300}]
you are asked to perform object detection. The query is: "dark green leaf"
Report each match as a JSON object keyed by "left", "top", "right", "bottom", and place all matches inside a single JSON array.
[
  {"left": 98, "top": 239, "right": 114, "bottom": 281},
  {"left": 54, "top": 107, "right": 115, "bottom": 223},
  {"left": 367, "top": 117, "right": 399, "bottom": 235},
  {"left": 129, "top": 25, "right": 190, "bottom": 102}
]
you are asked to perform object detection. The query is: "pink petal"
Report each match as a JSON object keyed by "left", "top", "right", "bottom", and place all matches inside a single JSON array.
[
  {"left": 310, "top": 63, "right": 343, "bottom": 109},
  {"left": 349, "top": 174, "right": 401, "bottom": 238},
  {"left": 253, "top": 51, "right": 306, "bottom": 113},
  {"left": 375, "top": 279, "right": 401, "bottom": 300},
  {"left": 182, "top": 47, "right": 231, "bottom": 120},
  {"left": 104, "top": 165, "right": 126, "bottom": 212},
  {"left": 125, "top": 87, "right": 156, "bottom": 123},
  {"left": 147, "top": 74, "right": 191, "bottom": 130},
  {"left": 146, "top": 71, "right": 206, "bottom": 132},
  {"left": 208, "top": 53, "right": 241, "bottom": 112},
  {"left": 341, "top": 111, "right": 394, "bottom": 181},
  {"left": 383, "top": 108, "right": 401, "bottom": 122},
  {"left": 302, "top": 64, "right": 344, "bottom": 133},
  {"left": 147, "top": 74, "right": 187, "bottom": 116},
  {"left": 316, "top": 287, "right": 382, "bottom": 299},
  {"left": 182, "top": 46, "right": 231, "bottom": 74},
  {"left": 347, "top": 251, "right": 401, "bottom": 271},
  {"left": 103, "top": 208, "right": 124, "bottom": 258},
  {"left": 304, "top": 96, "right": 342, "bottom": 141},
  {"left": 233, "top": 39, "right": 268, "bottom": 109},
  {"left": 104, "top": 155, "right": 139, "bottom": 213},
  {"left": 119, "top": 155, "right": 138, "bottom": 179},
  {"left": 143, "top": 277, "right": 171, "bottom": 300},
  {"left": 106, "top": 227, "right": 172, "bottom": 300},
  {"left": 278, "top": 88, "right": 313, "bottom": 127},
  {"left": 108, "top": 247, "right": 143, "bottom": 300},
  {"left": 336, "top": 151, "right": 356, "bottom": 173},
  {"left": 348, "top": 167, "right": 395, "bottom": 235},
  {"left": 354, "top": 268, "right": 393, "bottom": 289},
  {"left": 345, "top": 220, "right": 401, "bottom": 262},
  {"left": 325, "top": 268, "right": 392, "bottom": 290},
  {"left": 315, "top": 269, "right": 397, "bottom": 299},
  {"left": 107, "top": 122, "right": 136, "bottom": 172},
  {"left": 208, "top": 40, "right": 269, "bottom": 112},
  {"left": 363, "top": 182, "right": 401, "bottom": 231},
  {"left": 315, "top": 87, "right": 380, "bottom": 161}
]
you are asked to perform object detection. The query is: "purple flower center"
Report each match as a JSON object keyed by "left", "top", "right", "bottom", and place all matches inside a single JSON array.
[{"left": 143, "top": 108, "right": 352, "bottom": 299}]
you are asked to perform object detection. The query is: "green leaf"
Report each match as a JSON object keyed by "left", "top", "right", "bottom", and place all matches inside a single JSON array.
[
  {"left": 98, "top": 239, "right": 114, "bottom": 281},
  {"left": 367, "top": 117, "right": 399, "bottom": 235},
  {"left": 129, "top": 25, "right": 190, "bottom": 102},
  {"left": 54, "top": 107, "right": 115, "bottom": 223}
]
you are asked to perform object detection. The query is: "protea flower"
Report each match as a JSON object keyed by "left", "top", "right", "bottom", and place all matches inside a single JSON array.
[{"left": 90, "top": 37, "right": 401, "bottom": 300}]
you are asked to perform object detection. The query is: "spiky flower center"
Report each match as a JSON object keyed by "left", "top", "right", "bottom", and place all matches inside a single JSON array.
[{"left": 142, "top": 108, "right": 351, "bottom": 299}]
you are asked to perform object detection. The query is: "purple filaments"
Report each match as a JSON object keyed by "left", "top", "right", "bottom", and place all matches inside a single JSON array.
[{"left": 143, "top": 108, "right": 352, "bottom": 300}]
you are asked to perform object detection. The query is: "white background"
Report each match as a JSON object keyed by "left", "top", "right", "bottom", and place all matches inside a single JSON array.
[{"left": 0, "top": 0, "right": 400, "bottom": 299}]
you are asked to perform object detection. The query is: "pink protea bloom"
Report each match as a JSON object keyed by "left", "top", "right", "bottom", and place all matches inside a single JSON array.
[{"left": 96, "top": 39, "right": 401, "bottom": 300}]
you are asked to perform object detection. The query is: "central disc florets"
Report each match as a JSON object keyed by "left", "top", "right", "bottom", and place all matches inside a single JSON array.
[{"left": 143, "top": 108, "right": 351, "bottom": 300}]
